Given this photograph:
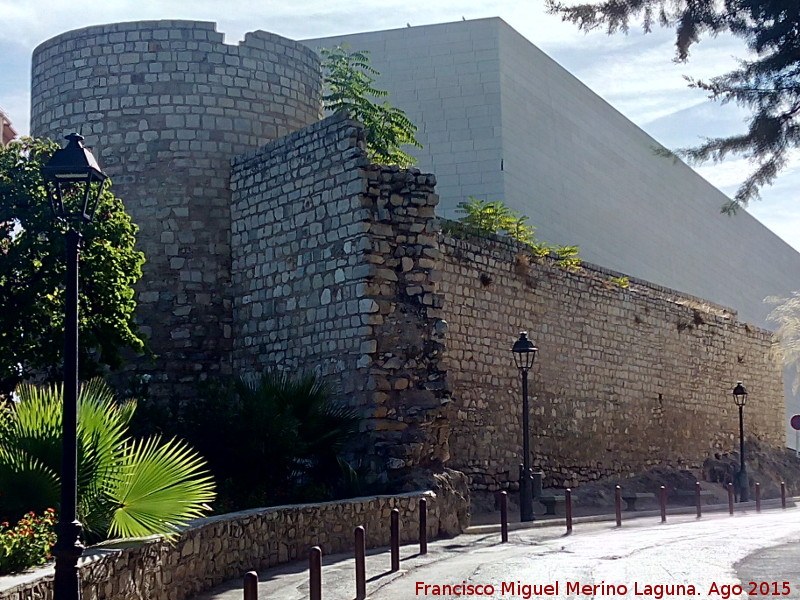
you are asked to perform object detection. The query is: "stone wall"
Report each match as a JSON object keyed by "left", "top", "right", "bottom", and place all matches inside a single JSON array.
[
  {"left": 230, "top": 113, "right": 450, "bottom": 479},
  {"left": 229, "top": 113, "right": 784, "bottom": 490},
  {"left": 30, "top": 21, "right": 322, "bottom": 400},
  {"left": 437, "top": 233, "right": 785, "bottom": 490},
  {"left": 0, "top": 483, "right": 468, "bottom": 600}
]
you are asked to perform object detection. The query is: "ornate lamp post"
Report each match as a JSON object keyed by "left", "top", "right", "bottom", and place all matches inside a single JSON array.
[
  {"left": 512, "top": 331, "right": 537, "bottom": 522},
  {"left": 42, "top": 133, "right": 108, "bottom": 600},
  {"left": 732, "top": 382, "right": 749, "bottom": 503}
]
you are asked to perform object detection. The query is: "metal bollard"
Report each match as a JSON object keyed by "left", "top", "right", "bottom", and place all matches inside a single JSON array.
[
  {"left": 419, "top": 498, "right": 428, "bottom": 555},
  {"left": 695, "top": 481, "right": 702, "bottom": 518},
  {"left": 615, "top": 486, "right": 622, "bottom": 527},
  {"left": 355, "top": 526, "right": 366, "bottom": 600},
  {"left": 309, "top": 546, "right": 322, "bottom": 600},
  {"left": 728, "top": 483, "right": 734, "bottom": 515},
  {"left": 390, "top": 508, "right": 400, "bottom": 571},
  {"left": 782, "top": 481, "right": 787, "bottom": 509},
  {"left": 565, "top": 488, "right": 573, "bottom": 535},
  {"left": 659, "top": 486, "right": 667, "bottom": 523},
  {"left": 243, "top": 571, "right": 258, "bottom": 600},
  {"left": 500, "top": 491, "right": 508, "bottom": 543},
  {"left": 755, "top": 483, "right": 761, "bottom": 512}
]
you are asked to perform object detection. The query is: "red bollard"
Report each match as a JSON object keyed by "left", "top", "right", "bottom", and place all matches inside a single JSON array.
[
  {"left": 243, "top": 571, "right": 258, "bottom": 600},
  {"left": 695, "top": 481, "right": 702, "bottom": 518},
  {"left": 419, "top": 498, "right": 428, "bottom": 555},
  {"left": 565, "top": 488, "right": 573, "bottom": 535},
  {"left": 659, "top": 486, "right": 667, "bottom": 523},
  {"left": 355, "top": 526, "right": 366, "bottom": 600},
  {"left": 500, "top": 491, "right": 508, "bottom": 543},
  {"left": 615, "top": 486, "right": 622, "bottom": 527},
  {"left": 782, "top": 482, "right": 787, "bottom": 509},
  {"left": 755, "top": 483, "right": 761, "bottom": 512},
  {"left": 728, "top": 483, "right": 734, "bottom": 515},
  {"left": 390, "top": 508, "right": 400, "bottom": 571},
  {"left": 309, "top": 546, "right": 322, "bottom": 600}
]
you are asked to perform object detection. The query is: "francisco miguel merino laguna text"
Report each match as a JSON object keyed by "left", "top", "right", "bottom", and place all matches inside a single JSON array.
[{"left": 415, "top": 580, "right": 702, "bottom": 599}]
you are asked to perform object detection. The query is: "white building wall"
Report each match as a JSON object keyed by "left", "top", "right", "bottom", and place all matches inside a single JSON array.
[
  {"left": 306, "top": 18, "right": 800, "bottom": 445},
  {"left": 304, "top": 19, "right": 505, "bottom": 219}
]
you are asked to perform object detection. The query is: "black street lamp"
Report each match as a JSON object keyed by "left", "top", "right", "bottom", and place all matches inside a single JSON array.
[
  {"left": 512, "top": 331, "right": 537, "bottom": 522},
  {"left": 732, "top": 382, "right": 749, "bottom": 503},
  {"left": 42, "top": 133, "right": 108, "bottom": 600}
]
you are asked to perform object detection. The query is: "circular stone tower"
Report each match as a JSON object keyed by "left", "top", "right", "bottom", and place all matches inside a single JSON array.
[{"left": 31, "top": 20, "right": 322, "bottom": 399}]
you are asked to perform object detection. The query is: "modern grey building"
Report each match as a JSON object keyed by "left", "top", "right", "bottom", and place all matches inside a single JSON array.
[{"left": 305, "top": 18, "right": 800, "bottom": 444}]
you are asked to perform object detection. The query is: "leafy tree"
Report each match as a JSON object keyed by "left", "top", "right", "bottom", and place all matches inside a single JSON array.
[
  {"left": 321, "top": 45, "right": 422, "bottom": 167},
  {"left": 175, "top": 370, "right": 360, "bottom": 511},
  {"left": 0, "top": 379, "right": 215, "bottom": 541},
  {"left": 546, "top": 0, "right": 800, "bottom": 213},
  {"left": 0, "top": 138, "right": 145, "bottom": 396}
]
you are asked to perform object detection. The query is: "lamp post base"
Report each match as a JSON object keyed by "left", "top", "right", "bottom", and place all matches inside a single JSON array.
[
  {"left": 53, "top": 519, "right": 84, "bottom": 600},
  {"left": 520, "top": 476, "right": 534, "bottom": 522},
  {"left": 737, "top": 469, "right": 749, "bottom": 503}
]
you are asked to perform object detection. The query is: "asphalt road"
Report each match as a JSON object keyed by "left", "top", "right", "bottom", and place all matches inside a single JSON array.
[{"left": 195, "top": 505, "right": 800, "bottom": 600}]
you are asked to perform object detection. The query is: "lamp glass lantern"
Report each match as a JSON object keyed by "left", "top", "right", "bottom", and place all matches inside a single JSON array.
[
  {"left": 732, "top": 382, "right": 748, "bottom": 407},
  {"left": 42, "top": 133, "right": 108, "bottom": 224},
  {"left": 512, "top": 331, "right": 537, "bottom": 370}
]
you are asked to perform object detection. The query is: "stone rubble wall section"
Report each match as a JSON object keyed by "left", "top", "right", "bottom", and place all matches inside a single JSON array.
[
  {"left": 437, "top": 233, "right": 785, "bottom": 490},
  {"left": 230, "top": 114, "right": 452, "bottom": 476},
  {"left": 30, "top": 20, "right": 322, "bottom": 399},
  {"left": 0, "top": 489, "right": 466, "bottom": 600},
  {"left": 358, "top": 165, "right": 453, "bottom": 472}
]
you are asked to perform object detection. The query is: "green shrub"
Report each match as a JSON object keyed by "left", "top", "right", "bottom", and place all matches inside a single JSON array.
[
  {"left": 178, "top": 370, "right": 361, "bottom": 510},
  {"left": 0, "top": 380, "right": 215, "bottom": 542},
  {"left": 0, "top": 509, "right": 56, "bottom": 575},
  {"left": 454, "top": 197, "right": 582, "bottom": 270}
]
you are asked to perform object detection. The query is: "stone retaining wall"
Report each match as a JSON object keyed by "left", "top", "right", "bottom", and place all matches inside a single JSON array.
[{"left": 0, "top": 478, "right": 468, "bottom": 600}]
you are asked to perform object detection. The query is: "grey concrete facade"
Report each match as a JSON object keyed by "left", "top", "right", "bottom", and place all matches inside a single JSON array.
[{"left": 305, "top": 19, "right": 800, "bottom": 445}]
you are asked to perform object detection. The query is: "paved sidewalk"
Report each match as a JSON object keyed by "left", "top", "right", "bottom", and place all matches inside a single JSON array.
[{"left": 194, "top": 497, "right": 799, "bottom": 600}]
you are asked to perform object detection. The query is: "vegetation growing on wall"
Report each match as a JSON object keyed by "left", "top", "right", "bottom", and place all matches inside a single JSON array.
[
  {"left": 446, "top": 197, "right": 582, "bottom": 270},
  {"left": 321, "top": 45, "right": 422, "bottom": 167}
]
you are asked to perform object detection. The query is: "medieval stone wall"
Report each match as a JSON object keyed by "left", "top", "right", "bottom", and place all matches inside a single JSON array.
[
  {"left": 230, "top": 113, "right": 449, "bottom": 478},
  {"left": 229, "top": 114, "right": 784, "bottom": 490},
  {"left": 30, "top": 21, "right": 321, "bottom": 399},
  {"left": 437, "top": 233, "right": 785, "bottom": 489}
]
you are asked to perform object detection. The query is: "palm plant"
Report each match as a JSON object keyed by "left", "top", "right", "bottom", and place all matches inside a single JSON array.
[
  {"left": 0, "top": 379, "right": 214, "bottom": 542},
  {"left": 180, "top": 370, "right": 359, "bottom": 509}
]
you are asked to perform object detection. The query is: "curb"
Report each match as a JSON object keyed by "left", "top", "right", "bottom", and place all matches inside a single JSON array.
[{"left": 465, "top": 497, "right": 799, "bottom": 535}]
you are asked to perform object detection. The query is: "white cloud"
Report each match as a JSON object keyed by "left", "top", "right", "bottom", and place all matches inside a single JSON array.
[{"left": 2, "top": 0, "right": 798, "bottom": 250}]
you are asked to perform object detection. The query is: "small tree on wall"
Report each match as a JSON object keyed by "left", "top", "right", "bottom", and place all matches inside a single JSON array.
[{"left": 321, "top": 44, "right": 422, "bottom": 167}]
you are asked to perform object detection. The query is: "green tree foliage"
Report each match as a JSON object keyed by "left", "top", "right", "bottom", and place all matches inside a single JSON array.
[
  {"left": 175, "top": 370, "right": 360, "bottom": 511},
  {"left": 0, "top": 138, "right": 145, "bottom": 396},
  {"left": 454, "top": 197, "right": 582, "bottom": 270},
  {"left": 0, "top": 379, "right": 215, "bottom": 541},
  {"left": 546, "top": 0, "right": 800, "bottom": 213},
  {"left": 321, "top": 45, "right": 422, "bottom": 167}
]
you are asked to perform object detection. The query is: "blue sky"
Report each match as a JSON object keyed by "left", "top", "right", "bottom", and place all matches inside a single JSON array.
[{"left": 1, "top": 0, "right": 798, "bottom": 251}]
